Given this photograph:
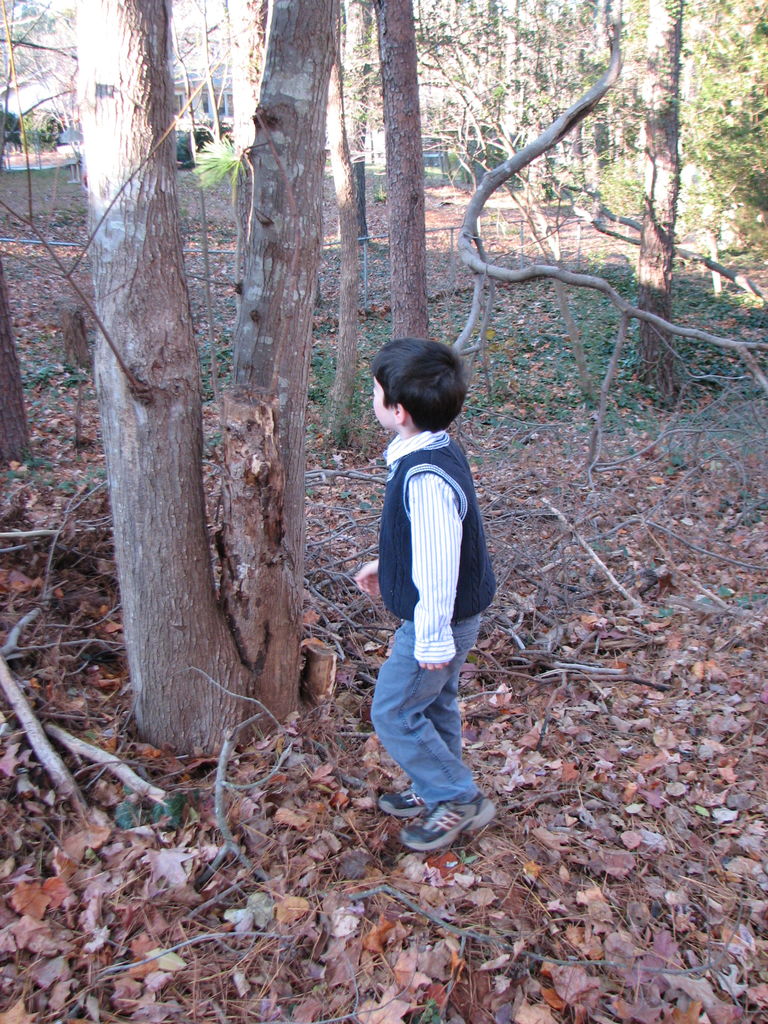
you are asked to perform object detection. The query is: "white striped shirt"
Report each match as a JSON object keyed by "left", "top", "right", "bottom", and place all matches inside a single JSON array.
[{"left": 385, "top": 431, "right": 462, "bottom": 663}]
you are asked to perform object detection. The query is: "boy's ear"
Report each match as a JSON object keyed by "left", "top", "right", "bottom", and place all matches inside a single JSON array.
[{"left": 393, "top": 403, "right": 412, "bottom": 426}]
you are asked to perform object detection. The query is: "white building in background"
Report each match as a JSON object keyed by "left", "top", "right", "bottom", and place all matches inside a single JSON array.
[{"left": 173, "top": 71, "right": 233, "bottom": 131}]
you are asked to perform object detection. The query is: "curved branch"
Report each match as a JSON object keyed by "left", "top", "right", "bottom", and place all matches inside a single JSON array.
[
  {"left": 461, "top": 26, "right": 622, "bottom": 243},
  {"left": 459, "top": 256, "right": 768, "bottom": 359},
  {"left": 455, "top": 28, "right": 768, "bottom": 398}
]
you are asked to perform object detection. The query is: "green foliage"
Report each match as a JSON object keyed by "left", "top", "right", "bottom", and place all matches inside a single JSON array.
[
  {"left": 22, "top": 112, "right": 63, "bottom": 151},
  {"left": 681, "top": 1, "right": 768, "bottom": 250},
  {"left": 193, "top": 138, "right": 239, "bottom": 190},
  {"left": 411, "top": 1000, "right": 443, "bottom": 1024},
  {"left": 598, "top": 156, "right": 645, "bottom": 216},
  {"left": 114, "top": 791, "right": 192, "bottom": 829},
  {"left": 2, "top": 111, "right": 21, "bottom": 148}
]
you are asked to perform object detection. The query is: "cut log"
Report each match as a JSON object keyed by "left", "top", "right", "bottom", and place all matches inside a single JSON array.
[{"left": 301, "top": 638, "right": 337, "bottom": 701}]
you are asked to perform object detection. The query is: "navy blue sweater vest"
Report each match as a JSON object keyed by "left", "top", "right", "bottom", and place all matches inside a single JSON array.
[{"left": 378, "top": 437, "right": 496, "bottom": 622}]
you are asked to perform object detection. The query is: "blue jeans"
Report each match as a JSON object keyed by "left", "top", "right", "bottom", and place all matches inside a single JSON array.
[{"left": 371, "top": 615, "right": 481, "bottom": 806}]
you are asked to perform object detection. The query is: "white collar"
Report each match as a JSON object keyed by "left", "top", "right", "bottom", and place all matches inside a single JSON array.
[{"left": 385, "top": 430, "right": 448, "bottom": 467}]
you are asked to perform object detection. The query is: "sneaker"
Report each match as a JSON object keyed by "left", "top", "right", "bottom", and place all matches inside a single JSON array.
[
  {"left": 378, "top": 788, "right": 427, "bottom": 818},
  {"left": 400, "top": 795, "right": 496, "bottom": 851}
]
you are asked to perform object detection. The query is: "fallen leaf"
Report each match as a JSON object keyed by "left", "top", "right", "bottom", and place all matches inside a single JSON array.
[
  {"left": 275, "top": 895, "right": 311, "bottom": 924},
  {"left": 670, "top": 1002, "right": 703, "bottom": 1023},
  {"left": 746, "top": 983, "right": 768, "bottom": 1008},
  {"left": 274, "top": 806, "right": 313, "bottom": 830},
  {"left": 363, "top": 915, "right": 398, "bottom": 953},
  {"left": 42, "top": 876, "right": 72, "bottom": 910},
  {"left": 10, "top": 881, "right": 50, "bottom": 921},
  {"left": 392, "top": 948, "right": 431, "bottom": 992},
  {"left": 29, "top": 955, "right": 70, "bottom": 991},
  {"left": 550, "top": 964, "right": 600, "bottom": 1009},
  {"left": 514, "top": 1003, "right": 557, "bottom": 1024},
  {"left": 143, "top": 848, "right": 195, "bottom": 888},
  {"left": 0, "top": 742, "right": 21, "bottom": 778},
  {"left": 0, "top": 999, "right": 35, "bottom": 1024},
  {"left": 145, "top": 949, "right": 186, "bottom": 972},
  {"left": 357, "top": 986, "right": 411, "bottom": 1024}
]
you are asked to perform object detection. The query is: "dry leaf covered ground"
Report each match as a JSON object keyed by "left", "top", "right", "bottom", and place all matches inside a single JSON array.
[{"left": 0, "top": 167, "right": 767, "bottom": 1024}]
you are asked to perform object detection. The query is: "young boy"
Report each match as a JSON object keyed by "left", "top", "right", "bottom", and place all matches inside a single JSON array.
[{"left": 355, "top": 337, "right": 497, "bottom": 851}]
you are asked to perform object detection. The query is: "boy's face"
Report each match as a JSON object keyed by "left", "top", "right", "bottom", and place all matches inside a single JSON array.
[{"left": 373, "top": 378, "right": 398, "bottom": 432}]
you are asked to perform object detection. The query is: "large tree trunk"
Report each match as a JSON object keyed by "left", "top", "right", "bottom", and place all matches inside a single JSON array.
[
  {"left": 229, "top": 0, "right": 338, "bottom": 718},
  {"left": 0, "top": 255, "right": 29, "bottom": 464},
  {"left": 373, "top": 0, "right": 428, "bottom": 338},
  {"left": 637, "top": 0, "right": 683, "bottom": 403},
  {"left": 327, "top": 45, "right": 361, "bottom": 443},
  {"left": 78, "top": 0, "right": 253, "bottom": 752}
]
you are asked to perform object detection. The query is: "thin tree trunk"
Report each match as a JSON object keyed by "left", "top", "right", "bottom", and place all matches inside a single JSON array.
[
  {"left": 327, "top": 48, "right": 361, "bottom": 443},
  {"left": 0, "top": 254, "right": 29, "bottom": 463},
  {"left": 228, "top": 0, "right": 268, "bottom": 291},
  {"left": 373, "top": 0, "right": 428, "bottom": 338},
  {"left": 228, "top": 0, "right": 267, "bottom": 150},
  {"left": 78, "top": 0, "right": 253, "bottom": 753},
  {"left": 637, "top": 0, "right": 683, "bottom": 403},
  {"left": 345, "top": 0, "right": 374, "bottom": 239}
]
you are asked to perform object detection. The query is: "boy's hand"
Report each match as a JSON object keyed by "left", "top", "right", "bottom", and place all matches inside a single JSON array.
[
  {"left": 355, "top": 559, "right": 380, "bottom": 598},
  {"left": 419, "top": 661, "right": 451, "bottom": 671}
]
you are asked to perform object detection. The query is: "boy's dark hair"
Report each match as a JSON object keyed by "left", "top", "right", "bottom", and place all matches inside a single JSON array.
[{"left": 372, "top": 337, "right": 467, "bottom": 431}]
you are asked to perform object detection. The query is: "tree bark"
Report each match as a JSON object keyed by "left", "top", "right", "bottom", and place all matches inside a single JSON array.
[
  {"left": 327, "top": 44, "right": 361, "bottom": 443},
  {"left": 637, "top": 0, "right": 683, "bottom": 403},
  {"left": 229, "top": 0, "right": 338, "bottom": 718},
  {"left": 228, "top": 0, "right": 268, "bottom": 153},
  {"left": 78, "top": 0, "right": 254, "bottom": 752},
  {"left": 0, "top": 254, "right": 29, "bottom": 464},
  {"left": 344, "top": 0, "right": 374, "bottom": 239},
  {"left": 228, "top": 0, "right": 268, "bottom": 290},
  {"left": 373, "top": 0, "right": 428, "bottom": 338}
]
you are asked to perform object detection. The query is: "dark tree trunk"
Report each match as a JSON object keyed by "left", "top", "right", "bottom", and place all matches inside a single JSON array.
[
  {"left": 637, "top": 0, "right": 683, "bottom": 404},
  {"left": 373, "top": 0, "right": 428, "bottom": 338},
  {"left": 353, "top": 159, "right": 368, "bottom": 238},
  {"left": 327, "top": 42, "right": 361, "bottom": 443},
  {"left": 0, "top": 255, "right": 29, "bottom": 464},
  {"left": 345, "top": 0, "right": 374, "bottom": 239}
]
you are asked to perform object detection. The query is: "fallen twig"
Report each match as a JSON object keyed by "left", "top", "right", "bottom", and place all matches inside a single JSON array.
[
  {"left": 207, "top": 711, "right": 274, "bottom": 883},
  {"left": 0, "top": 529, "right": 58, "bottom": 539},
  {"left": 0, "top": 608, "right": 40, "bottom": 659},
  {"left": 44, "top": 723, "right": 166, "bottom": 802},
  {"left": 541, "top": 498, "right": 644, "bottom": 612},
  {"left": 0, "top": 655, "right": 87, "bottom": 810},
  {"left": 349, "top": 885, "right": 732, "bottom": 977}
]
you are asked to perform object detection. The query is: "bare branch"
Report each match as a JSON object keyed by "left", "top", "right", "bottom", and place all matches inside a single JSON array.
[
  {"left": 456, "top": 29, "right": 768, "bottom": 398},
  {"left": 45, "top": 723, "right": 167, "bottom": 802},
  {"left": 0, "top": 656, "right": 87, "bottom": 810},
  {"left": 541, "top": 498, "right": 644, "bottom": 612},
  {"left": 587, "top": 313, "right": 631, "bottom": 481},
  {"left": 0, "top": 609, "right": 40, "bottom": 659},
  {"left": 571, "top": 201, "right": 766, "bottom": 303},
  {"left": 461, "top": 27, "right": 621, "bottom": 242}
]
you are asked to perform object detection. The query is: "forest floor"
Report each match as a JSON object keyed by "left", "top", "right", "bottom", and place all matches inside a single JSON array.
[{"left": 0, "top": 165, "right": 767, "bottom": 1024}]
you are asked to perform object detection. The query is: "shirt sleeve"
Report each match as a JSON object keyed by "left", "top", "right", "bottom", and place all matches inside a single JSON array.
[{"left": 407, "top": 470, "right": 462, "bottom": 663}]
